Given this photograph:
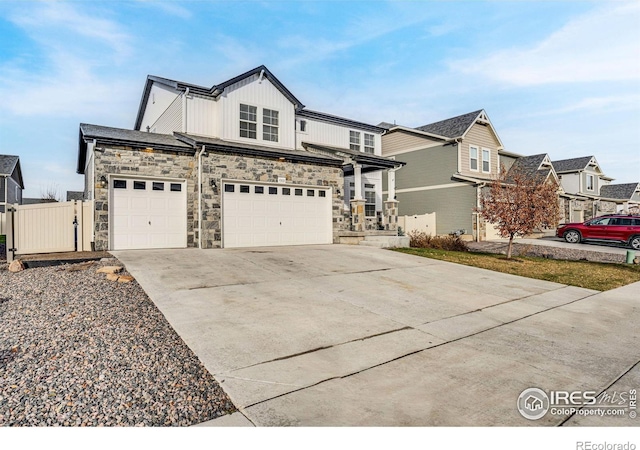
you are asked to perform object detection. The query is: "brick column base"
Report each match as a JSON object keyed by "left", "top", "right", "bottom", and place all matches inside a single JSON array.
[
  {"left": 350, "top": 199, "right": 366, "bottom": 232},
  {"left": 384, "top": 200, "right": 399, "bottom": 232}
]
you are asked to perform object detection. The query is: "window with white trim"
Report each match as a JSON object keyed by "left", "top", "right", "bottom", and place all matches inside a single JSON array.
[
  {"left": 364, "top": 185, "right": 376, "bottom": 217},
  {"left": 482, "top": 148, "right": 490, "bottom": 173},
  {"left": 349, "top": 182, "right": 355, "bottom": 200},
  {"left": 586, "top": 174, "right": 594, "bottom": 191},
  {"left": 263, "top": 108, "right": 279, "bottom": 142},
  {"left": 364, "top": 133, "right": 375, "bottom": 154},
  {"left": 239, "top": 104, "right": 257, "bottom": 139},
  {"left": 299, "top": 120, "right": 307, "bottom": 132},
  {"left": 349, "top": 131, "right": 360, "bottom": 151},
  {"left": 470, "top": 146, "right": 479, "bottom": 171}
]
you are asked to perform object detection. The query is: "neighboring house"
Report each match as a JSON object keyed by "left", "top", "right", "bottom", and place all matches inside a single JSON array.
[
  {"left": 380, "top": 109, "right": 521, "bottom": 240},
  {"left": 66, "top": 191, "right": 85, "bottom": 201},
  {"left": 552, "top": 156, "right": 615, "bottom": 223},
  {"left": 77, "top": 65, "right": 403, "bottom": 251},
  {"left": 600, "top": 183, "right": 640, "bottom": 214},
  {"left": 22, "top": 198, "right": 58, "bottom": 205},
  {"left": 0, "top": 154, "right": 24, "bottom": 213}
]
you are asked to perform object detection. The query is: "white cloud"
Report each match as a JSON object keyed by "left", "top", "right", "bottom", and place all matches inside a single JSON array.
[
  {"left": 135, "top": 0, "right": 192, "bottom": 19},
  {"left": 452, "top": 2, "right": 640, "bottom": 85}
]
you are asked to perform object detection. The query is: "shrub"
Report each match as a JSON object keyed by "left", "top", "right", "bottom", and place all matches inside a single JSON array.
[{"left": 407, "top": 231, "right": 469, "bottom": 252}]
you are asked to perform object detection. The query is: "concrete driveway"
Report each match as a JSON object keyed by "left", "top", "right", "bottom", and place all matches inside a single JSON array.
[
  {"left": 489, "top": 236, "right": 632, "bottom": 256},
  {"left": 112, "top": 245, "right": 640, "bottom": 426}
]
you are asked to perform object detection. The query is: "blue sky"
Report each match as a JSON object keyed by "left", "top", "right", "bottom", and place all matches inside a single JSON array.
[{"left": 0, "top": 0, "right": 639, "bottom": 198}]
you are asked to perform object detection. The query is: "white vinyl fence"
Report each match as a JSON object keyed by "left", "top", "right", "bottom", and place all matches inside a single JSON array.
[
  {"left": 398, "top": 212, "right": 436, "bottom": 236},
  {"left": 2, "top": 200, "right": 94, "bottom": 261}
]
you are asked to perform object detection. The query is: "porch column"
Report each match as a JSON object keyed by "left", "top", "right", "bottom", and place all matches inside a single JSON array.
[
  {"left": 353, "top": 164, "right": 363, "bottom": 200},
  {"left": 387, "top": 168, "right": 396, "bottom": 201}
]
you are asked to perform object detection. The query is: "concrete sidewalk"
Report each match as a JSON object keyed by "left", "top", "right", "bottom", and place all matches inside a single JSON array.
[{"left": 113, "top": 245, "right": 640, "bottom": 426}]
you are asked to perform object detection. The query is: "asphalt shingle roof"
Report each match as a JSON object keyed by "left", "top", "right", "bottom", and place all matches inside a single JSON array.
[
  {"left": 0, "top": 154, "right": 19, "bottom": 176},
  {"left": 415, "top": 110, "right": 483, "bottom": 139},
  {"left": 80, "top": 124, "right": 193, "bottom": 151},
  {"left": 599, "top": 183, "right": 640, "bottom": 200},
  {"left": 551, "top": 156, "right": 593, "bottom": 172},
  {"left": 506, "top": 154, "right": 554, "bottom": 182}
]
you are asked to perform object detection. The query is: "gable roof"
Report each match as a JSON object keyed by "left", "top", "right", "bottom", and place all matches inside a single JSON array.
[
  {"left": 416, "top": 110, "right": 484, "bottom": 139},
  {"left": 551, "top": 156, "right": 595, "bottom": 173},
  {"left": 0, "top": 154, "right": 24, "bottom": 189},
  {"left": 77, "top": 124, "right": 194, "bottom": 174},
  {"left": 599, "top": 183, "right": 640, "bottom": 201},
  {"left": 507, "top": 153, "right": 558, "bottom": 184},
  {"left": 134, "top": 65, "right": 305, "bottom": 130}
]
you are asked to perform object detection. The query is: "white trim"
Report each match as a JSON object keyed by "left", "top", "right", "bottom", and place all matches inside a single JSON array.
[
  {"left": 469, "top": 145, "right": 479, "bottom": 172},
  {"left": 481, "top": 147, "right": 491, "bottom": 173},
  {"left": 383, "top": 182, "right": 472, "bottom": 195}
]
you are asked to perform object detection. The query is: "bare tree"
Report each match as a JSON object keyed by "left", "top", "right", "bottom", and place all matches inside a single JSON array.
[
  {"left": 478, "top": 166, "right": 560, "bottom": 259},
  {"left": 40, "top": 183, "right": 61, "bottom": 202}
]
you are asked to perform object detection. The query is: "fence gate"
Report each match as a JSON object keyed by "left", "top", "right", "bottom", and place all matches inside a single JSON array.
[{"left": 3, "top": 200, "right": 94, "bottom": 261}]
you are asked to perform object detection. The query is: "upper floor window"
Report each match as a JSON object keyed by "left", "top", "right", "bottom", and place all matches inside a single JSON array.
[
  {"left": 470, "top": 146, "right": 479, "bottom": 171},
  {"left": 364, "top": 133, "right": 375, "bottom": 154},
  {"left": 299, "top": 120, "right": 307, "bottom": 132},
  {"left": 482, "top": 148, "right": 490, "bottom": 173},
  {"left": 586, "top": 174, "right": 594, "bottom": 191},
  {"left": 240, "top": 104, "right": 257, "bottom": 139},
  {"left": 263, "top": 108, "right": 279, "bottom": 142},
  {"left": 350, "top": 131, "right": 360, "bottom": 151}
]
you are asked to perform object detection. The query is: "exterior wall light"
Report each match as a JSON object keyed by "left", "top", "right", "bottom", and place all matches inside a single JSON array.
[{"left": 99, "top": 176, "right": 108, "bottom": 188}]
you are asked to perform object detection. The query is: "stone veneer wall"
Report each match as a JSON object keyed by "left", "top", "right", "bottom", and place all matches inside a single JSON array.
[
  {"left": 199, "top": 153, "right": 347, "bottom": 248},
  {"left": 92, "top": 145, "right": 347, "bottom": 250},
  {"left": 92, "top": 147, "right": 198, "bottom": 251}
]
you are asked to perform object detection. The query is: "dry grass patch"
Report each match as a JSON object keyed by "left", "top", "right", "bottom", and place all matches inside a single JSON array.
[{"left": 395, "top": 248, "right": 640, "bottom": 291}]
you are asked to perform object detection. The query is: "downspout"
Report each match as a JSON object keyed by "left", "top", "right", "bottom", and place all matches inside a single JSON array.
[
  {"left": 91, "top": 139, "right": 97, "bottom": 247},
  {"left": 476, "top": 182, "right": 486, "bottom": 242},
  {"left": 197, "top": 145, "right": 206, "bottom": 249},
  {"left": 182, "top": 87, "right": 190, "bottom": 133}
]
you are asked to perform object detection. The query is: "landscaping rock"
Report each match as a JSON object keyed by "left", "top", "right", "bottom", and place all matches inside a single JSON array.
[
  {"left": 106, "top": 273, "right": 120, "bottom": 281},
  {"left": 8, "top": 260, "right": 24, "bottom": 273},
  {"left": 97, "top": 266, "right": 123, "bottom": 274},
  {"left": 117, "top": 275, "right": 134, "bottom": 283}
]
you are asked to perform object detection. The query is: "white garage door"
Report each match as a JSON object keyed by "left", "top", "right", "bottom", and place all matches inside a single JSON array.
[
  {"left": 223, "top": 181, "right": 332, "bottom": 248},
  {"left": 110, "top": 177, "right": 187, "bottom": 250}
]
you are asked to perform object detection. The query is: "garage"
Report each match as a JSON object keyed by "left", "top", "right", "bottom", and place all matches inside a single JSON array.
[
  {"left": 110, "top": 177, "right": 187, "bottom": 250},
  {"left": 222, "top": 181, "right": 332, "bottom": 248}
]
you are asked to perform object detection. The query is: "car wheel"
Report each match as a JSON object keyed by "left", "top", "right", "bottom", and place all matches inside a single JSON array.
[
  {"left": 630, "top": 236, "right": 640, "bottom": 251},
  {"left": 564, "top": 230, "right": 581, "bottom": 244}
]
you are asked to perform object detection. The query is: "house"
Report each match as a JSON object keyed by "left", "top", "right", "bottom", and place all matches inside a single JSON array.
[
  {"left": 77, "top": 65, "right": 403, "bottom": 251},
  {"left": 600, "top": 183, "right": 640, "bottom": 214},
  {"left": 551, "top": 156, "right": 615, "bottom": 223},
  {"left": 66, "top": 191, "right": 85, "bottom": 201},
  {"left": 380, "top": 109, "right": 521, "bottom": 240},
  {"left": 0, "top": 154, "right": 24, "bottom": 213}
]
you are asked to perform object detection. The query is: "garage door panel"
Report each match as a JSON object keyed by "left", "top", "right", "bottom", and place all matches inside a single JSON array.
[
  {"left": 111, "top": 178, "right": 187, "bottom": 250},
  {"left": 223, "top": 182, "right": 331, "bottom": 248}
]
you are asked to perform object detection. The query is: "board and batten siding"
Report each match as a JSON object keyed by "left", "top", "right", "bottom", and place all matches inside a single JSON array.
[
  {"left": 186, "top": 95, "right": 217, "bottom": 137},
  {"left": 152, "top": 94, "right": 182, "bottom": 134},
  {"left": 220, "top": 74, "right": 296, "bottom": 149},
  {"left": 297, "top": 119, "right": 381, "bottom": 155},
  {"left": 138, "top": 84, "right": 181, "bottom": 132},
  {"left": 460, "top": 123, "right": 500, "bottom": 179},
  {"left": 396, "top": 184, "right": 476, "bottom": 235},
  {"left": 381, "top": 131, "right": 442, "bottom": 156}
]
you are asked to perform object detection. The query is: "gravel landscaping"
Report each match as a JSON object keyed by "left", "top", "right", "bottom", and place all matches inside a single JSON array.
[{"left": 0, "top": 258, "right": 236, "bottom": 426}]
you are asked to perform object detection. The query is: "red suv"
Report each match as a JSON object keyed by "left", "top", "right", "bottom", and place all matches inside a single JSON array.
[{"left": 556, "top": 214, "right": 640, "bottom": 250}]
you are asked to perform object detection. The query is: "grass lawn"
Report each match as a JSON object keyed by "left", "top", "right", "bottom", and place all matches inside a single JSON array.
[{"left": 394, "top": 248, "right": 640, "bottom": 291}]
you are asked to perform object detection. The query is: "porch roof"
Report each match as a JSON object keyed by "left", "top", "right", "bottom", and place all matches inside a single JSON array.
[{"left": 302, "top": 142, "right": 405, "bottom": 174}]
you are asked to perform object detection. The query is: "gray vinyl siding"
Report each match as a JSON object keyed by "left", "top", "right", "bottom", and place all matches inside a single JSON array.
[
  {"left": 499, "top": 154, "right": 518, "bottom": 172},
  {"left": 6, "top": 177, "right": 21, "bottom": 204},
  {"left": 388, "top": 144, "right": 456, "bottom": 190},
  {"left": 397, "top": 184, "right": 476, "bottom": 235}
]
